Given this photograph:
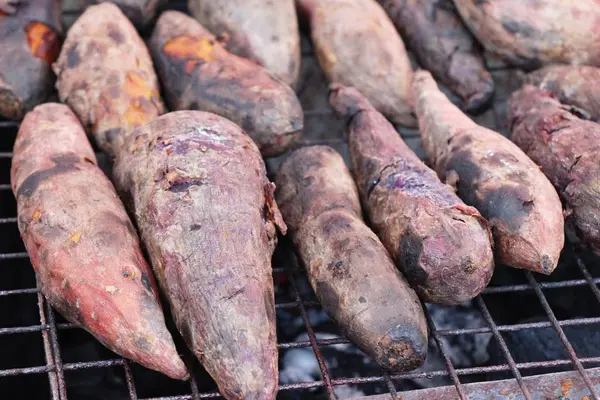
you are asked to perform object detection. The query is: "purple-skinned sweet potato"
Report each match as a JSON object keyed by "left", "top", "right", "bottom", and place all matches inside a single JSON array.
[
  {"left": 11, "top": 103, "right": 187, "bottom": 380},
  {"left": 53, "top": 3, "right": 164, "bottom": 157},
  {"left": 188, "top": 0, "right": 300, "bottom": 87},
  {"left": 87, "top": 0, "right": 165, "bottom": 30},
  {"left": 526, "top": 65, "right": 600, "bottom": 122},
  {"left": 509, "top": 85, "right": 600, "bottom": 254},
  {"left": 379, "top": 0, "right": 494, "bottom": 113},
  {"left": 329, "top": 85, "right": 494, "bottom": 305},
  {"left": 0, "top": 0, "right": 61, "bottom": 120},
  {"left": 298, "top": 0, "right": 416, "bottom": 127},
  {"left": 414, "top": 70, "right": 564, "bottom": 274},
  {"left": 149, "top": 11, "right": 303, "bottom": 157},
  {"left": 276, "top": 145, "right": 428, "bottom": 370},
  {"left": 113, "top": 111, "right": 286, "bottom": 400},
  {"left": 453, "top": 0, "right": 600, "bottom": 69}
]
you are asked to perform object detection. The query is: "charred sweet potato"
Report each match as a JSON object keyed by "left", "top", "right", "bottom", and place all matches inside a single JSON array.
[
  {"left": 527, "top": 65, "right": 600, "bottom": 122},
  {"left": 276, "top": 145, "right": 428, "bottom": 370},
  {"left": 188, "top": 0, "right": 300, "bottom": 87},
  {"left": 379, "top": 0, "right": 494, "bottom": 113},
  {"left": 150, "top": 11, "right": 303, "bottom": 157},
  {"left": 299, "top": 0, "right": 416, "bottom": 127},
  {"left": 11, "top": 103, "right": 187, "bottom": 380},
  {"left": 509, "top": 86, "right": 600, "bottom": 254},
  {"left": 0, "top": 0, "right": 61, "bottom": 120},
  {"left": 53, "top": 3, "right": 164, "bottom": 157},
  {"left": 414, "top": 70, "right": 564, "bottom": 274},
  {"left": 329, "top": 85, "right": 494, "bottom": 305},
  {"left": 87, "top": 0, "right": 165, "bottom": 30},
  {"left": 113, "top": 111, "right": 286, "bottom": 400},
  {"left": 454, "top": 0, "right": 600, "bottom": 69}
]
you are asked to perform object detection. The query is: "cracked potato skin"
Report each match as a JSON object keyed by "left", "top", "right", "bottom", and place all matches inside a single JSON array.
[
  {"left": 11, "top": 104, "right": 187, "bottom": 380},
  {"left": 188, "top": 0, "right": 300, "bottom": 87},
  {"left": 299, "top": 0, "right": 416, "bottom": 127},
  {"left": 0, "top": 0, "right": 61, "bottom": 120},
  {"left": 53, "top": 3, "right": 164, "bottom": 157},
  {"left": 113, "top": 111, "right": 285, "bottom": 400},
  {"left": 453, "top": 0, "right": 600, "bottom": 69},
  {"left": 509, "top": 86, "right": 600, "bottom": 254},
  {"left": 379, "top": 0, "right": 494, "bottom": 113},
  {"left": 150, "top": 11, "right": 303, "bottom": 157},
  {"left": 276, "top": 146, "right": 428, "bottom": 370},
  {"left": 329, "top": 85, "right": 494, "bottom": 305},
  {"left": 414, "top": 70, "right": 564, "bottom": 274}
]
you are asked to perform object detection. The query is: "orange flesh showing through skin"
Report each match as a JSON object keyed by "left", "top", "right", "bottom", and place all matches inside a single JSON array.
[
  {"left": 163, "top": 35, "right": 217, "bottom": 73},
  {"left": 26, "top": 22, "right": 60, "bottom": 64},
  {"left": 123, "top": 71, "right": 157, "bottom": 128}
]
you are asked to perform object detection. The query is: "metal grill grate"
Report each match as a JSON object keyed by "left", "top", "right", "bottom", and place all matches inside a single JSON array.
[{"left": 1, "top": 3, "right": 600, "bottom": 400}]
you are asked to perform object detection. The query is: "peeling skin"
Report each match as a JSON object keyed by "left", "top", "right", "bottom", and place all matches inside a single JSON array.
[
  {"left": 509, "top": 85, "right": 600, "bottom": 254},
  {"left": 113, "top": 111, "right": 285, "bottom": 400},
  {"left": 329, "top": 84, "right": 494, "bottom": 305},
  {"left": 454, "top": 0, "right": 600, "bottom": 69},
  {"left": 53, "top": 3, "right": 164, "bottom": 157},
  {"left": 150, "top": 11, "right": 303, "bottom": 157},
  {"left": 298, "top": 0, "right": 416, "bottom": 127},
  {"left": 188, "top": 0, "right": 300, "bottom": 87},
  {"left": 276, "top": 146, "right": 428, "bottom": 371},
  {"left": 527, "top": 65, "right": 600, "bottom": 122},
  {"left": 11, "top": 103, "right": 187, "bottom": 380},
  {"left": 0, "top": 0, "right": 61, "bottom": 120},
  {"left": 413, "top": 70, "right": 564, "bottom": 274}
]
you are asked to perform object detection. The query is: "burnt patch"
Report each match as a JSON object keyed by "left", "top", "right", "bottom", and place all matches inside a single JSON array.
[
  {"left": 378, "top": 324, "right": 427, "bottom": 371},
  {"left": 107, "top": 23, "right": 124, "bottom": 44},
  {"left": 444, "top": 149, "right": 482, "bottom": 205},
  {"left": 140, "top": 272, "right": 153, "bottom": 293},
  {"left": 501, "top": 18, "right": 536, "bottom": 38},
  {"left": 190, "top": 223, "right": 202, "bottom": 231},
  {"left": 17, "top": 154, "right": 80, "bottom": 198},
  {"left": 135, "top": 335, "right": 151, "bottom": 352},
  {"left": 481, "top": 185, "right": 533, "bottom": 233},
  {"left": 66, "top": 44, "right": 80, "bottom": 68},
  {"left": 327, "top": 260, "right": 349, "bottom": 279},
  {"left": 167, "top": 178, "right": 205, "bottom": 193},
  {"left": 399, "top": 231, "right": 428, "bottom": 286},
  {"left": 321, "top": 213, "right": 352, "bottom": 237}
]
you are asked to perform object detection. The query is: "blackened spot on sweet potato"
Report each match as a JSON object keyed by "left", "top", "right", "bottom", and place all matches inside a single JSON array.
[
  {"left": 379, "top": 324, "right": 427, "bottom": 369},
  {"left": 445, "top": 151, "right": 482, "bottom": 204},
  {"left": 107, "top": 23, "right": 124, "bottom": 44},
  {"left": 190, "top": 223, "right": 202, "bottom": 231},
  {"left": 322, "top": 213, "right": 352, "bottom": 237},
  {"left": 359, "top": 296, "right": 367, "bottom": 303},
  {"left": 501, "top": 18, "right": 535, "bottom": 38},
  {"left": 105, "top": 128, "right": 122, "bottom": 144},
  {"left": 66, "top": 44, "right": 80, "bottom": 68},
  {"left": 135, "top": 335, "right": 151, "bottom": 352},
  {"left": 481, "top": 185, "right": 533, "bottom": 233},
  {"left": 327, "top": 260, "right": 348, "bottom": 278},
  {"left": 17, "top": 154, "right": 80, "bottom": 198},
  {"left": 141, "top": 272, "right": 152, "bottom": 292},
  {"left": 168, "top": 178, "right": 205, "bottom": 192},
  {"left": 399, "top": 232, "right": 428, "bottom": 286}
]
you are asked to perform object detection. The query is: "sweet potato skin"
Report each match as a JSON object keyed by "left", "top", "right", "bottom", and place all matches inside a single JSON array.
[
  {"left": 329, "top": 85, "right": 494, "bottom": 305},
  {"left": 0, "top": 0, "right": 61, "bottom": 120},
  {"left": 276, "top": 146, "right": 428, "bottom": 370},
  {"left": 11, "top": 103, "right": 187, "bottom": 380},
  {"left": 113, "top": 111, "right": 285, "bottom": 400},
  {"left": 188, "top": 0, "right": 300, "bottom": 87},
  {"left": 89, "top": 0, "right": 165, "bottom": 30},
  {"left": 509, "top": 86, "right": 600, "bottom": 254},
  {"left": 454, "top": 0, "right": 600, "bottom": 69},
  {"left": 379, "top": 0, "right": 493, "bottom": 113},
  {"left": 53, "top": 3, "right": 164, "bottom": 157},
  {"left": 299, "top": 0, "right": 416, "bottom": 127},
  {"left": 150, "top": 11, "right": 303, "bottom": 157},
  {"left": 414, "top": 70, "right": 564, "bottom": 273},
  {"left": 526, "top": 65, "right": 600, "bottom": 122}
]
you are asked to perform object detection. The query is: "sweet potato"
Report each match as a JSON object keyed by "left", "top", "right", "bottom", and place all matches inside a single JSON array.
[
  {"left": 188, "top": 0, "right": 300, "bottom": 87},
  {"left": 298, "top": 0, "right": 416, "bottom": 127},
  {"left": 113, "top": 111, "right": 286, "bottom": 400},
  {"left": 379, "top": 0, "right": 493, "bottom": 113},
  {"left": 453, "top": 0, "right": 600, "bottom": 69},
  {"left": 526, "top": 65, "right": 600, "bottom": 122},
  {"left": 87, "top": 0, "right": 165, "bottom": 30},
  {"left": 413, "top": 70, "right": 564, "bottom": 274},
  {"left": 276, "top": 146, "right": 428, "bottom": 370},
  {"left": 0, "top": 0, "right": 61, "bottom": 120},
  {"left": 53, "top": 3, "right": 164, "bottom": 157},
  {"left": 329, "top": 85, "right": 494, "bottom": 305},
  {"left": 509, "top": 86, "right": 600, "bottom": 254},
  {"left": 11, "top": 103, "right": 187, "bottom": 380},
  {"left": 149, "top": 11, "right": 303, "bottom": 157}
]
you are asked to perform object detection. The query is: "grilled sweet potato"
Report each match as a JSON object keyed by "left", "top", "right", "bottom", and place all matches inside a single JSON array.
[
  {"left": 113, "top": 111, "right": 286, "bottom": 400},
  {"left": 414, "top": 70, "right": 564, "bottom": 274},
  {"left": 453, "top": 0, "right": 600, "bottom": 69},
  {"left": 509, "top": 86, "right": 600, "bottom": 254},
  {"left": 150, "top": 11, "right": 303, "bottom": 157},
  {"left": 379, "top": 0, "right": 493, "bottom": 113},
  {"left": 87, "top": 0, "right": 165, "bottom": 30},
  {"left": 11, "top": 103, "right": 187, "bottom": 380},
  {"left": 329, "top": 85, "right": 494, "bottom": 305},
  {"left": 188, "top": 0, "right": 300, "bottom": 87},
  {"left": 0, "top": 0, "right": 61, "bottom": 120},
  {"left": 527, "top": 65, "right": 600, "bottom": 122},
  {"left": 299, "top": 0, "right": 416, "bottom": 127},
  {"left": 276, "top": 146, "right": 428, "bottom": 370},
  {"left": 53, "top": 3, "right": 164, "bottom": 157}
]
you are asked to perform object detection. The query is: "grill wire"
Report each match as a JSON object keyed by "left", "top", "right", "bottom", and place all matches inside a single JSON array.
[{"left": 1, "top": 2, "right": 600, "bottom": 400}]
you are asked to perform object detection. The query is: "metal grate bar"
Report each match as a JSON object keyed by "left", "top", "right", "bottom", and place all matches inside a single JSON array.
[
  {"left": 37, "top": 290, "right": 60, "bottom": 400},
  {"left": 46, "top": 300, "right": 67, "bottom": 399},
  {"left": 575, "top": 255, "right": 600, "bottom": 304},
  {"left": 123, "top": 361, "right": 138, "bottom": 400},
  {"left": 437, "top": 316, "right": 600, "bottom": 336},
  {"left": 483, "top": 278, "right": 600, "bottom": 293}
]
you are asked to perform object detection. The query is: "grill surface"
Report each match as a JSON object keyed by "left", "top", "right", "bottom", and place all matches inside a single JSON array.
[{"left": 1, "top": 2, "right": 600, "bottom": 400}]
